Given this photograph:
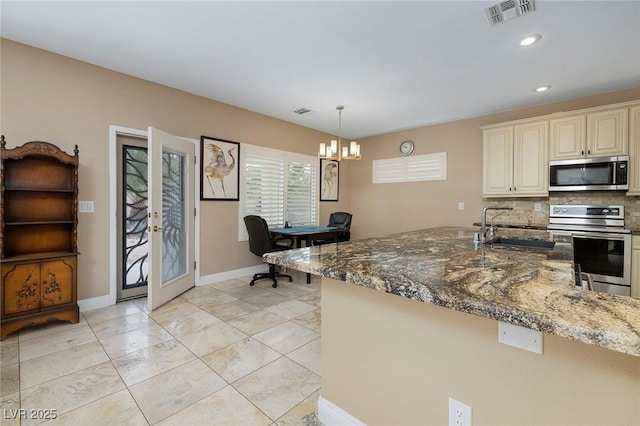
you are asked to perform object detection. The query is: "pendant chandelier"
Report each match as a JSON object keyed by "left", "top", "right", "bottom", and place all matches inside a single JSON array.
[{"left": 318, "top": 106, "right": 361, "bottom": 161}]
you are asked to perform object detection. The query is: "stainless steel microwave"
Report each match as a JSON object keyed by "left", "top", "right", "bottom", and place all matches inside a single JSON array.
[{"left": 548, "top": 156, "right": 629, "bottom": 191}]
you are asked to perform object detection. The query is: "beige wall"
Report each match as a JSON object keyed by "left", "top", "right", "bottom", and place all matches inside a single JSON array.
[
  {"left": 322, "top": 278, "right": 640, "bottom": 425},
  {"left": 3, "top": 38, "right": 639, "bottom": 302},
  {"left": 0, "top": 39, "right": 350, "bottom": 300},
  {"left": 351, "top": 88, "right": 640, "bottom": 239}
]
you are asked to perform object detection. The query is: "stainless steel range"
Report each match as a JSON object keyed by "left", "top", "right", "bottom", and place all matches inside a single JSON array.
[{"left": 547, "top": 205, "right": 631, "bottom": 296}]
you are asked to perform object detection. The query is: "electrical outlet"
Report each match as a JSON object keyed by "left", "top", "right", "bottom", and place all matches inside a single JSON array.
[
  {"left": 458, "top": 202, "right": 464, "bottom": 210},
  {"left": 79, "top": 201, "right": 94, "bottom": 213},
  {"left": 534, "top": 202, "right": 542, "bottom": 212},
  {"left": 449, "top": 398, "right": 472, "bottom": 426}
]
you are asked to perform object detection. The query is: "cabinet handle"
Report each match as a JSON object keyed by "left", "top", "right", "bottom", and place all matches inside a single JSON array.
[
  {"left": 514, "top": 187, "right": 517, "bottom": 191},
  {"left": 588, "top": 149, "right": 591, "bottom": 155},
  {"left": 581, "top": 150, "right": 584, "bottom": 156}
]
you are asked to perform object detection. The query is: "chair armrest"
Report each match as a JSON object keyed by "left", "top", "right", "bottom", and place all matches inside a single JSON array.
[{"left": 271, "top": 233, "right": 294, "bottom": 248}]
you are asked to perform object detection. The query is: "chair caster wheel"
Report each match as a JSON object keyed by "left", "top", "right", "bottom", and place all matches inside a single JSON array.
[
  {"left": 272, "top": 283, "right": 278, "bottom": 288},
  {"left": 250, "top": 282, "right": 255, "bottom": 286},
  {"left": 288, "top": 277, "right": 293, "bottom": 282}
]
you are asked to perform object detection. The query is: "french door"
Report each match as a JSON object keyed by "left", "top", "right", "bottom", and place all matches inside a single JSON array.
[
  {"left": 119, "top": 138, "right": 150, "bottom": 301},
  {"left": 147, "top": 127, "right": 195, "bottom": 310}
]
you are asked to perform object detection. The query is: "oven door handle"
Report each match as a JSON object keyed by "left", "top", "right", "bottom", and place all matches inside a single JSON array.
[
  {"left": 580, "top": 273, "right": 594, "bottom": 291},
  {"left": 571, "top": 232, "right": 628, "bottom": 241}
]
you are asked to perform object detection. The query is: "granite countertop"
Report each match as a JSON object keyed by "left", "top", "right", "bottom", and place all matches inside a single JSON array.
[{"left": 264, "top": 226, "right": 640, "bottom": 357}]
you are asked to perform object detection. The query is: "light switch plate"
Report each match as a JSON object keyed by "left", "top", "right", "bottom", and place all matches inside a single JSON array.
[
  {"left": 79, "top": 201, "right": 94, "bottom": 213},
  {"left": 458, "top": 202, "right": 464, "bottom": 210},
  {"left": 498, "top": 321, "right": 543, "bottom": 354}
]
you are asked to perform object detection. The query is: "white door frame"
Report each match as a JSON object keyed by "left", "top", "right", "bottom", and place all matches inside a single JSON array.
[{"left": 108, "top": 125, "right": 201, "bottom": 306}]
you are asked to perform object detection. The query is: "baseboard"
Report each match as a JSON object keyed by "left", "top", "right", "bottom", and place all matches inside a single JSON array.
[
  {"left": 198, "top": 264, "right": 267, "bottom": 286},
  {"left": 83, "top": 266, "right": 267, "bottom": 312},
  {"left": 78, "top": 294, "right": 112, "bottom": 312},
  {"left": 318, "top": 396, "right": 366, "bottom": 426}
]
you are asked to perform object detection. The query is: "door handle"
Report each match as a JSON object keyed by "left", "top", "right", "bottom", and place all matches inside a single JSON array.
[
  {"left": 153, "top": 225, "right": 163, "bottom": 232},
  {"left": 580, "top": 273, "right": 594, "bottom": 291},
  {"left": 572, "top": 232, "right": 626, "bottom": 241}
]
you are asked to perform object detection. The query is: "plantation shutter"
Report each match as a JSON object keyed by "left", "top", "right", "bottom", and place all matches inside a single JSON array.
[
  {"left": 286, "top": 161, "right": 317, "bottom": 226},
  {"left": 240, "top": 145, "right": 318, "bottom": 240},
  {"left": 372, "top": 152, "right": 447, "bottom": 184},
  {"left": 245, "top": 155, "right": 285, "bottom": 228}
]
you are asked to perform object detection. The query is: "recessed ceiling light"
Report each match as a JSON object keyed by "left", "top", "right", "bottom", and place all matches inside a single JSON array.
[
  {"left": 535, "top": 85, "right": 551, "bottom": 92},
  {"left": 519, "top": 34, "right": 542, "bottom": 46}
]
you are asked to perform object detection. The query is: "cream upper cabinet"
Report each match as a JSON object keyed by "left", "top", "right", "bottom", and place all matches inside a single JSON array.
[
  {"left": 549, "top": 115, "right": 586, "bottom": 160},
  {"left": 482, "top": 120, "right": 548, "bottom": 197},
  {"left": 549, "top": 107, "right": 628, "bottom": 160},
  {"left": 587, "top": 107, "right": 628, "bottom": 157},
  {"left": 627, "top": 105, "right": 640, "bottom": 195},
  {"left": 483, "top": 126, "right": 513, "bottom": 196}
]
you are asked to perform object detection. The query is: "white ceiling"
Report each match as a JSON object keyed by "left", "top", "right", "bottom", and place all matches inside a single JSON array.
[{"left": 2, "top": 1, "right": 639, "bottom": 139}]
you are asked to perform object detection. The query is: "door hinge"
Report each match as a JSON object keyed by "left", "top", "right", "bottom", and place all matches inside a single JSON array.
[
  {"left": 194, "top": 207, "right": 197, "bottom": 217},
  {"left": 194, "top": 155, "right": 197, "bottom": 165},
  {"left": 194, "top": 261, "right": 197, "bottom": 270}
]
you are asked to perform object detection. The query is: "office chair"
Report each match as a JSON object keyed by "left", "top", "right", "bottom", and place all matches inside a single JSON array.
[
  {"left": 243, "top": 215, "right": 293, "bottom": 288},
  {"left": 313, "top": 212, "right": 353, "bottom": 245}
]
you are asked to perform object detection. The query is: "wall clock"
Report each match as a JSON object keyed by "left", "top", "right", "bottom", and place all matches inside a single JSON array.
[{"left": 399, "top": 140, "right": 414, "bottom": 156}]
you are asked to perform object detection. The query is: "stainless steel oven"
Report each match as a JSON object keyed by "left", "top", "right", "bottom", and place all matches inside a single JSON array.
[{"left": 547, "top": 205, "right": 631, "bottom": 296}]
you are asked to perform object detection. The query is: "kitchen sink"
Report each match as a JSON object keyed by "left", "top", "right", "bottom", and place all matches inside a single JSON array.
[{"left": 490, "top": 237, "right": 555, "bottom": 250}]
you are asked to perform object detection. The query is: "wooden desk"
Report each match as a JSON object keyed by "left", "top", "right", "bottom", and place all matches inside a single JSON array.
[{"left": 271, "top": 226, "right": 340, "bottom": 283}]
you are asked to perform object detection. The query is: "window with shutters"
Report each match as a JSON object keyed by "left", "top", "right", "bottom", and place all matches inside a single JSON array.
[
  {"left": 239, "top": 144, "right": 318, "bottom": 240},
  {"left": 372, "top": 152, "right": 447, "bottom": 184}
]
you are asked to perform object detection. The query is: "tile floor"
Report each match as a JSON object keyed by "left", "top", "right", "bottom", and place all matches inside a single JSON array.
[{"left": 0, "top": 270, "right": 321, "bottom": 425}]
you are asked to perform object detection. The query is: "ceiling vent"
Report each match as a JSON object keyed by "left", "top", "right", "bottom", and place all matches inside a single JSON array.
[
  {"left": 484, "top": 0, "right": 535, "bottom": 26},
  {"left": 293, "top": 108, "right": 312, "bottom": 115}
]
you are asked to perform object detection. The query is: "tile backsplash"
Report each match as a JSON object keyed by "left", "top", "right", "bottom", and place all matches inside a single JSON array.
[{"left": 483, "top": 192, "right": 640, "bottom": 229}]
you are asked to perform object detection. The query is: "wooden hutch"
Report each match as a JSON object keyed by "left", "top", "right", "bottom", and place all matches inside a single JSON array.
[{"left": 1, "top": 136, "right": 79, "bottom": 340}]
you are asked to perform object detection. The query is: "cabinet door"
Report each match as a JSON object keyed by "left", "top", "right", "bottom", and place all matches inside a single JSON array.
[
  {"left": 626, "top": 105, "right": 640, "bottom": 195},
  {"left": 587, "top": 107, "right": 628, "bottom": 157},
  {"left": 2, "top": 262, "right": 41, "bottom": 316},
  {"left": 482, "top": 126, "right": 513, "bottom": 196},
  {"left": 549, "top": 115, "right": 586, "bottom": 160},
  {"left": 514, "top": 121, "right": 548, "bottom": 196},
  {"left": 40, "top": 257, "right": 75, "bottom": 308}
]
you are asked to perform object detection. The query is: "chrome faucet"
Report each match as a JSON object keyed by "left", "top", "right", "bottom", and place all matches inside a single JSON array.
[{"left": 480, "top": 207, "right": 513, "bottom": 244}]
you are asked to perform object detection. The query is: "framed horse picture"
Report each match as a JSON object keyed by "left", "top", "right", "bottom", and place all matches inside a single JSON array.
[
  {"left": 200, "top": 136, "right": 240, "bottom": 201},
  {"left": 320, "top": 158, "right": 339, "bottom": 201}
]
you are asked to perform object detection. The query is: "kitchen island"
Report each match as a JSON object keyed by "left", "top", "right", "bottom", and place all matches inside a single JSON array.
[{"left": 264, "top": 226, "right": 640, "bottom": 425}]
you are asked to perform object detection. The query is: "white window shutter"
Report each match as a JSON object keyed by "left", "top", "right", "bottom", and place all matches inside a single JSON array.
[
  {"left": 372, "top": 158, "right": 406, "bottom": 183},
  {"left": 373, "top": 152, "right": 447, "bottom": 184},
  {"left": 240, "top": 144, "right": 318, "bottom": 240}
]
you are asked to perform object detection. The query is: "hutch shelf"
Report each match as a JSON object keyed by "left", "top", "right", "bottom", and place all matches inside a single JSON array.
[{"left": 1, "top": 136, "right": 79, "bottom": 340}]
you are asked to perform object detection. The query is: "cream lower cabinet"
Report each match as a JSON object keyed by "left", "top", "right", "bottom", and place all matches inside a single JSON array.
[
  {"left": 482, "top": 120, "right": 548, "bottom": 197},
  {"left": 631, "top": 236, "right": 640, "bottom": 299}
]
